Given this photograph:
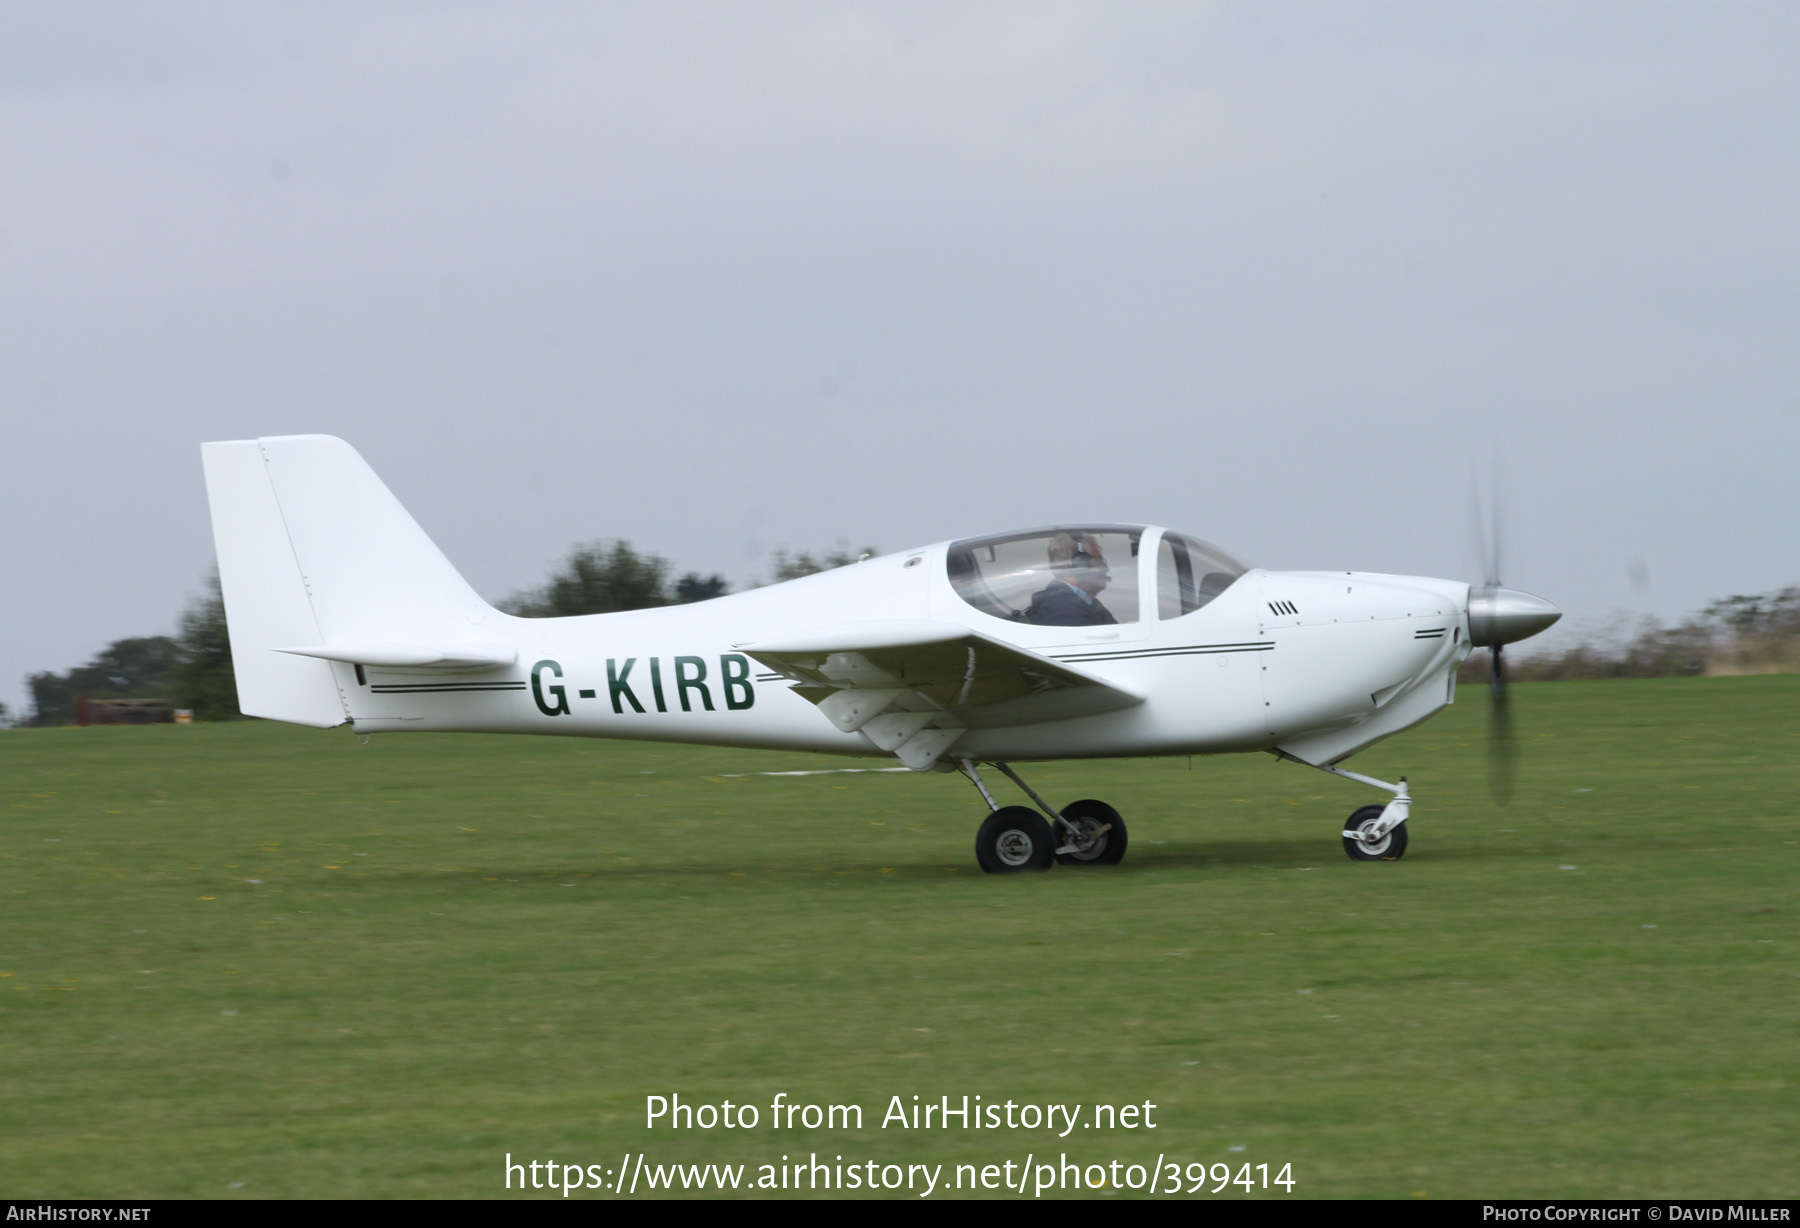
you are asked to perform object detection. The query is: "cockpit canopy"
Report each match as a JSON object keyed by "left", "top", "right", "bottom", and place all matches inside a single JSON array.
[{"left": 946, "top": 526, "right": 1248, "bottom": 626}]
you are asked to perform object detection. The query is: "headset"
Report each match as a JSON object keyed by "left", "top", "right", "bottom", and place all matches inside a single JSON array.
[
  {"left": 1058, "top": 530, "right": 1105, "bottom": 576},
  {"left": 1067, "top": 532, "right": 1094, "bottom": 571}
]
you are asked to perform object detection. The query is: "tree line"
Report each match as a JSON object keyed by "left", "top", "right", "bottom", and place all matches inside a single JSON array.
[
  {"left": 19, "top": 573, "right": 237, "bottom": 727},
  {"left": 1459, "top": 586, "right": 1800, "bottom": 682},
  {"left": 11, "top": 539, "right": 874, "bottom": 726}
]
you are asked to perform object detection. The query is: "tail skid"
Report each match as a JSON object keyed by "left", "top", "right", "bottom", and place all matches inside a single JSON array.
[{"left": 202, "top": 435, "right": 502, "bottom": 726}]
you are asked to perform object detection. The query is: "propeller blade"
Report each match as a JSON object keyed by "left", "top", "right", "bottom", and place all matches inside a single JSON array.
[
  {"left": 1488, "top": 643, "right": 1516, "bottom": 805},
  {"left": 1471, "top": 462, "right": 1503, "bottom": 589}
]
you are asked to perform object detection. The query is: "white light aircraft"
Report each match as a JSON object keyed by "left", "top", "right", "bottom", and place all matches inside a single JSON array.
[{"left": 203, "top": 436, "right": 1561, "bottom": 874}]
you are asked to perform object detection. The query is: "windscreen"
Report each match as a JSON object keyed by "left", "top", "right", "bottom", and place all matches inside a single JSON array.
[{"left": 1155, "top": 532, "right": 1248, "bottom": 619}]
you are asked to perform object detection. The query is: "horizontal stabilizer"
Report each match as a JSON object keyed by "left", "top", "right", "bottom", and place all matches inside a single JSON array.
[{"left": 276, "top": 642, "right": 518, "bottom": 670}]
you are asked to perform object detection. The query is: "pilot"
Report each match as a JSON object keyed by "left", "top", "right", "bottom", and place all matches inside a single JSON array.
[{"left": 1024, "top": 532, "right": 1118, "bottom": 626}]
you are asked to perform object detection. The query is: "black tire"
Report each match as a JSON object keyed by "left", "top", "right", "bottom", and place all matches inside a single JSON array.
[
  {"left": 975, "top": 806, "right": 1056, "bottom": 874},
  {"left": 1342, "top": 803, "right": 1408, "bottom": 862},
  {"left": 1054, "top": 798, "right": 1128, "bottom": 866}
]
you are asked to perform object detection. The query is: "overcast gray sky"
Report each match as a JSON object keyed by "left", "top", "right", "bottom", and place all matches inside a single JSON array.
[{"left": 3, "top": 2, "right": 1796, "bottom": 718}]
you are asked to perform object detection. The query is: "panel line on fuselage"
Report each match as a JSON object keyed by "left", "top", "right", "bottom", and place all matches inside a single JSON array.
[{"left": 1048, "top": 642, "right": 1274, "bottom": 664}]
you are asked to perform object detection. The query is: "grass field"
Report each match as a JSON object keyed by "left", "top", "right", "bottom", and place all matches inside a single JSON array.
[{"left": 2, "top": 677, "right": 1796, "bottom": 1199}]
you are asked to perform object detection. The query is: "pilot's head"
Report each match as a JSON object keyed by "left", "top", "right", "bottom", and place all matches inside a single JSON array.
[{"left": 1049, "top": 532, "right": 1110, "bottom": 595}]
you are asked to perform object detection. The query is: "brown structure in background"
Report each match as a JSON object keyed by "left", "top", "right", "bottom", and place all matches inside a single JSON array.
[{"left": 74, "top": 697, "right": 174, "bottom": 726}]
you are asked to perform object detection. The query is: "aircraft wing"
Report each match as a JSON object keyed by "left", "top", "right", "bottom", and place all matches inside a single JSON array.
[{"left": 739, "top": 620, "right": 1143, "bottom": 770}]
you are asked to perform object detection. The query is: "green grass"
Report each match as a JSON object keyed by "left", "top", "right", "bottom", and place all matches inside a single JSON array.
[{"left": 3, "top": 677, "right": 1796, "bottom": 1199}]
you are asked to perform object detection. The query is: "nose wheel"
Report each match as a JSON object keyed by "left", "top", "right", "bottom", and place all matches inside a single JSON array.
[
  {"left": 1276, "top": 753, "right": 1414, "bottom": 863},
  {"left": 1342, "top": 803, "right": 1408, "bottom": 861}
]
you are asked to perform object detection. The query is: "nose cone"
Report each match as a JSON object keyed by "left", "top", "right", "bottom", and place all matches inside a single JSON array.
[{"left": 1468, "top": 587, "right": 1562, "bottom": 647}]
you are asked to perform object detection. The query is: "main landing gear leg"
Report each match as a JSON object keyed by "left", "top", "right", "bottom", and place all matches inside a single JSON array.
[
  {"left": 957, "top": 760, "right": 1129, "bottom": 874},
  {"left": 1275, "top": 752, "right": 1411, "bottom": 862}
]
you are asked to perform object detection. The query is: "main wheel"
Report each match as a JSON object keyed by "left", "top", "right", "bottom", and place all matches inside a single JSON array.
[
  {"left": 975, "top": 806, "right": 1056, "bottom": 874},
  {"left": 1342, "top": 803, "right": 1408, "bottom": 861},
  {"left": 1054, "top": 799, "right": 1128, "bottom": 866}
]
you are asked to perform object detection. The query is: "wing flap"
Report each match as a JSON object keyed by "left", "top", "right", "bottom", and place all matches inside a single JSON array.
[{"left": 740, "top": 621, "right": 1142, "bottom": 769}]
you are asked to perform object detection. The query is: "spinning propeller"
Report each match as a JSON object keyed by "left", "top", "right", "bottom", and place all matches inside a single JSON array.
[{"left": 1468, "top": 482, "right": 1561, "bottom": 805}]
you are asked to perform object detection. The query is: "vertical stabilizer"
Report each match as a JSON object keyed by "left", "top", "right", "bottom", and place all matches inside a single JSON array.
[{"left": 201, "top": 435, "right": 497, "bottom": 727}]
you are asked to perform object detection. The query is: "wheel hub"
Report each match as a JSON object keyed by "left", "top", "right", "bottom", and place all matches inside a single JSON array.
[
  {"left": 995, "top": 829, "right": 1035, "bottom": 866},
  {"left": 1357, "top": 822, "right": 1391, "bottom": 855},
  {"left": 1070, "top": 819, "right": 1107, "bottom": 854}
]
